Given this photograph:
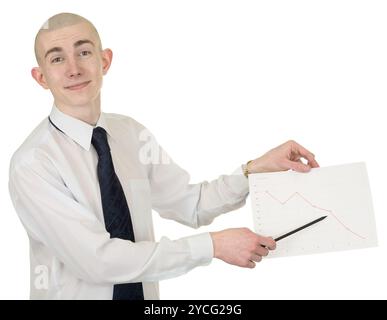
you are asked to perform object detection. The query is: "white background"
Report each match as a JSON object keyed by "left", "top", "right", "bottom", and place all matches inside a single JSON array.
[{"left": 1, "top": 0, "right": 386, "bottom": 299}]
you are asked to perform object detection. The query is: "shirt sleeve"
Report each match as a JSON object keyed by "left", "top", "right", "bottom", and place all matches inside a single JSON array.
[
  {"left": 8, "top": 152, "right": 213, "bottom": 285},
  {"left": 149, "top": 141, "right": 249, "bottom": 228}
]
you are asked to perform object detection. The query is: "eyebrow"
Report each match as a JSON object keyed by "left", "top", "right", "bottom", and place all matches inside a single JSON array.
[{"left": 44, "top": 39, "right": 95, "bottom": 59}]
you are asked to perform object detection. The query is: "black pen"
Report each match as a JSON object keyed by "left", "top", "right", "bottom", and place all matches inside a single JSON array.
[{"left": 274, "top": 215, "right": 328, "bottom": 242}]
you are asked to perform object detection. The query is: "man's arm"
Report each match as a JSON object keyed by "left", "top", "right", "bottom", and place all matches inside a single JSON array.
[
  {"left": 148, "top": 138, "right": 318, "bottom": 269},
  {"left": 8, "top": 154, "right": 214, "bottom": 284},
  {"left": 149, "top": 161, "right": 249, "bottom": 229}
]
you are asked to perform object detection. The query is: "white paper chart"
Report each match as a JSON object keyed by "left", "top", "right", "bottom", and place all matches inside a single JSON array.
[{"left": 248, "top": 162, "right": 378, "bottom": 258}]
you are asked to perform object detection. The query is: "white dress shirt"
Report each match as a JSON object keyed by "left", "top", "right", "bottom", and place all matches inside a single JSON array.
[{"left": 8, "top": 105, "right": 249, "bottom": 300}]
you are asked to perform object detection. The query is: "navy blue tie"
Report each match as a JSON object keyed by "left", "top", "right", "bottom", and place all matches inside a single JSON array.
[{"left": 91, "top": 127, "right": 144, "bottom": 300}]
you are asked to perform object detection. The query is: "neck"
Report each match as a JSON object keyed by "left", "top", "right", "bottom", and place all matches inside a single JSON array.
[{"left": 55, "top": 96, "right": 101, "bottom": 126}]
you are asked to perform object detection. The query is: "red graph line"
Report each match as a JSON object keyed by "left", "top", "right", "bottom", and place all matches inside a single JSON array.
[{"left": 263, "top": 190, "right": 366, "bottom": 240}]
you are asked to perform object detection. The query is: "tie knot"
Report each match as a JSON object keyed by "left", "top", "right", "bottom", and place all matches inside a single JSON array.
[{"left": 91, "top": 127, "right": 110, "bottom": 156}]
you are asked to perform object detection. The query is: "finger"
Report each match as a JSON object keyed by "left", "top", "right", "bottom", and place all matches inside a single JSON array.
[
  {"left": 294, "top": 156, "right": 319, "bottom": 169},
  {"left": 296, "top": 158, "right": 319, "bottom": 170},
  {"left": 250, "top": 254, "right": 263, "bottom": 263},
  {"left": 256, "top": 246, "right": 269, "bottom": 257},
  {"left": 283, "top": 158, "right": 311, "bottom": 172},
  {"left": 308, "top": 158, "right": 320, "bottom": 168},
  {"left": 291, "top": 141, "right": 318, "bottom": 167},
  {"left": 259, "top": 236, "right": 276, "bottom": 250}
]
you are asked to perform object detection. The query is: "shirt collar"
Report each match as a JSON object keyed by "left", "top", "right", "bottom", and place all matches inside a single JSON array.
[{"left": 49, "top": 104, "right": 113, "bottom": 151}]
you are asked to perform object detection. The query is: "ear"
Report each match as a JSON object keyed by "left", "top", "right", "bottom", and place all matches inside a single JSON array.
[
  {"left": 31, "top": 67, "right": 49, "bottom": 90},
  {"left": 101, "top": 48, "right": 113, "bottom": 75}
]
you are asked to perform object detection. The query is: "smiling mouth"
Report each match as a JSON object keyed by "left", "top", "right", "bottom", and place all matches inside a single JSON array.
[{"left": 65, "top": 81, "right": 91, "bottom": 91}]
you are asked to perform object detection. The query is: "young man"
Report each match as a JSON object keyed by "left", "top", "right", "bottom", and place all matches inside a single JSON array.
[{"left": 9, "top": 13, "right": 319, "bottom": 300}]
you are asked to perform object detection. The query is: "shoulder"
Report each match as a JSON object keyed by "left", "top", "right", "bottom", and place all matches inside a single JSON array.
[
  {"left": 102, "top": 112, "right": 154, "bottom": 137},
  {"left": 9, "top": 118, "right": 56, "bottom": 174}
]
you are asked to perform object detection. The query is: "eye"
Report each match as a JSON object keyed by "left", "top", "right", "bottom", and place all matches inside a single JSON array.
[
  {"left": 80, "top": 50, "right": 92, "bottom": 57},
  {"left": 51, "top": 57, "right": 63, "bottom": 64}
]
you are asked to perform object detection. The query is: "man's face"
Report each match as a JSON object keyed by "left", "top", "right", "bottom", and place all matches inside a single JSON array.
[{"left": 33, "top": 22, "right": 111, "bottom": 108}]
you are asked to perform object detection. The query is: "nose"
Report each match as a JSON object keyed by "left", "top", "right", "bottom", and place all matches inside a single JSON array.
[{"left": 65, "top": 58, "right": 82, "bottom": 79}]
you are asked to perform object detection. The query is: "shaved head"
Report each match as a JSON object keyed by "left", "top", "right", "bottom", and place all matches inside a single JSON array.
[{"left": 34, "top": 13, "right": 102, "bottom": 64}]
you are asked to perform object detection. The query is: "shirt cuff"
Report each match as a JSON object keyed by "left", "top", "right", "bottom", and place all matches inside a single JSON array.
[
  {"left": 185, "top": 232, "right": 214, "bottom": 266},
  {"left": 228, "top": 165, "right": 249, "bottom": 197}
]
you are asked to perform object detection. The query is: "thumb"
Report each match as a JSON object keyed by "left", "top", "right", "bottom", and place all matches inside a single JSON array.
[{"left": 284, "top": 159, "right": 311, "bottom": 172}]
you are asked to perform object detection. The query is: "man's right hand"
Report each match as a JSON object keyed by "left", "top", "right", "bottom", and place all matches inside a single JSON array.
[{"left": 210, "top": 228, "right": 276, "bottom": 268}]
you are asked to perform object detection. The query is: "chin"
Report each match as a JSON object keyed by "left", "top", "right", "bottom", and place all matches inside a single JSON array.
[
  {"left": 70, "top": 99, "right": 96, "bottom": 107},
  {"left": 62, "top": 91, "right": 100, "bottom": 107}
]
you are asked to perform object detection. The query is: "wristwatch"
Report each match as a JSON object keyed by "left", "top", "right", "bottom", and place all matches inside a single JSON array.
[{"left": 242, "top": 160, "right": 253, "bottom": 178}]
